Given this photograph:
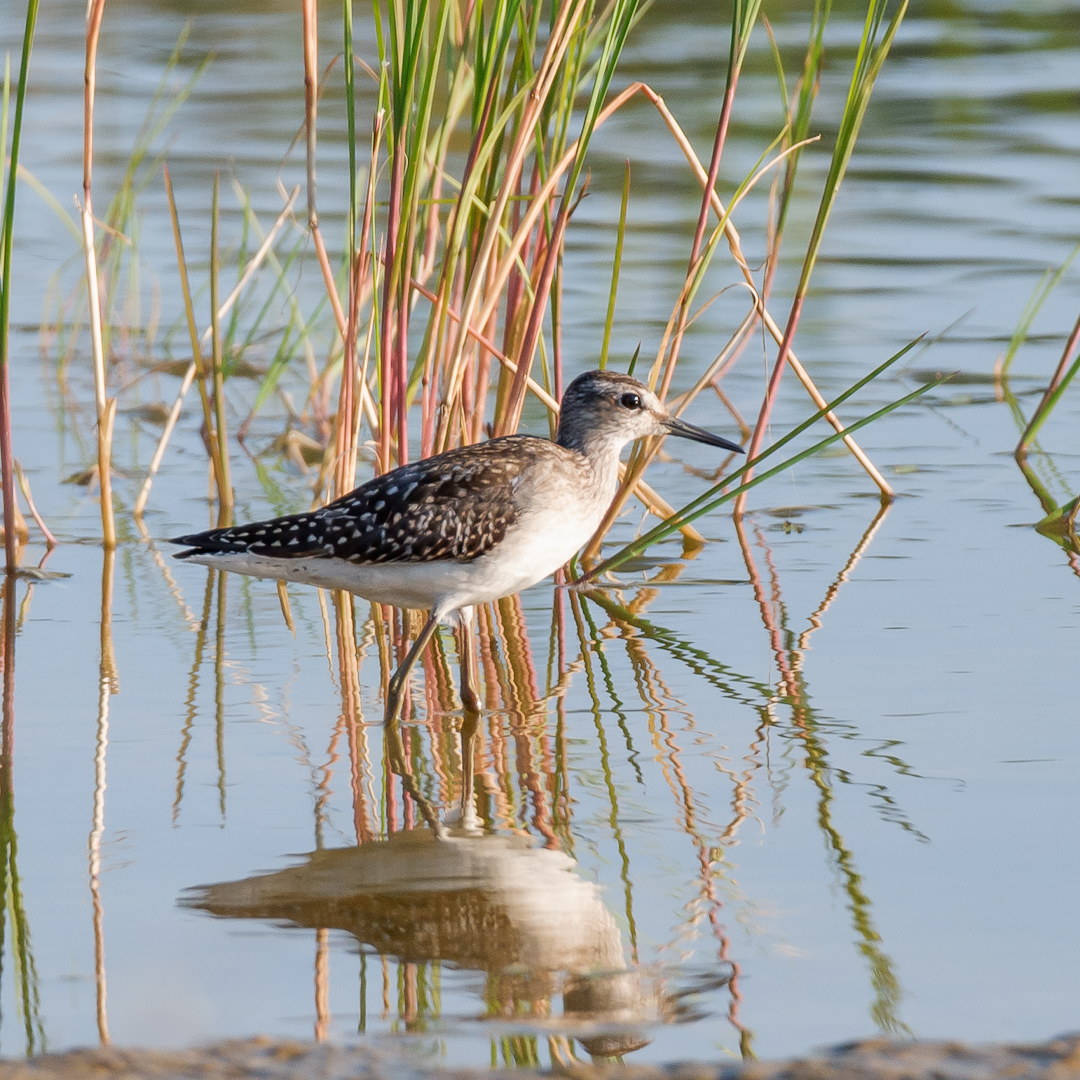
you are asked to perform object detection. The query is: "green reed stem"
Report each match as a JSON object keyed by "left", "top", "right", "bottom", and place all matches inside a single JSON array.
[
  {"left": 576, "top": 338, "right": 932, "bottom": 581},
  {"left": 1000, "top": 242, "right": 1080, "bottom": 378},
  {"left": 1010, "top": 242, "right": 1080, "bottom": 451},
  {"left": 660, "top": 0, "right": 761, "bottom": 397},
  {"left": 164, "top": 163, "right": 224, "bottom": 504},
  {"left": 1, "top": 57, "right": 10, "bottom": 269},
  {"left": 768, "top": 0, "right": 831, "bottom": 269},
  {"left": 598, "top": 159, "right": 630, "bottom": 370},
  {"left": 1020, "top": 335, "right": 1080, "bottom": 451},
  {"left": 344, "top": 0, "right": 357, "bottom": 255},
  {"left": 498, "top": 0, "right": 644, "bottom": 432},
  {"left": 0, "top": 0, "right": 39, "bottom": 570}
]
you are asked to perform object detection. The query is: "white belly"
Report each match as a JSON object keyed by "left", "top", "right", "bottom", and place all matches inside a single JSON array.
[
  {"left": 180, "top": 506, "right": 595, "bottom": 618},
  {"left": 181, "top": 460, "right": 612, "bottom": 618},
  {"left": 460, "top": 506, "right": 599, "bottom": 604},
  {"left": 181, "top": 551, "right": 482, "bottom": 612}
]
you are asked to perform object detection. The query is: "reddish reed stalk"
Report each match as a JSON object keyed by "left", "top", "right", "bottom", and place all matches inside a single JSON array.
[
  {"left": 300, "top": 0, "right": 349, "bottom": 366},
  {"left": 658, "top": 25, "right": 746, "bottom": 404}
]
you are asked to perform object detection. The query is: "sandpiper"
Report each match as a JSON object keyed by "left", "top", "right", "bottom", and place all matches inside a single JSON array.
[{"left": 170, "top": 369, "right": 742, "bottom": 723}]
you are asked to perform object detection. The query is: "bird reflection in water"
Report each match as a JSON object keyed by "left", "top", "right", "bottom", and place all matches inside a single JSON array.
[
  {"left": 184, "top": 824, "right": 714, "bottom": 1060},
  {"left": 179, "top": 587, "right": 740, "bottom": 1064}
]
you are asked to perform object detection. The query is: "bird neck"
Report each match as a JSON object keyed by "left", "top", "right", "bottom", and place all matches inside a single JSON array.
[{"left": 555, "top": 422, "right": 627, "bottom": 493}]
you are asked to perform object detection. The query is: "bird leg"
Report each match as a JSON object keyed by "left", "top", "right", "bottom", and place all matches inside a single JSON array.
[
  {"left": 455, "top": 608, "right": 481, "bottom": 828},
  {"left": 456, "top": 605, "right": 482, "bottom": 714},
  {"left": 458, "top": 709, "right": 480, "bottom": 831},
  {"left": 384, "top": 611, "right": 441, "bottom": 726}
]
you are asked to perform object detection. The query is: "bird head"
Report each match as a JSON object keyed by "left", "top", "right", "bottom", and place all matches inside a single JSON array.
[{"left": 555, "top": 369, "right": 744, "bottom": 456}]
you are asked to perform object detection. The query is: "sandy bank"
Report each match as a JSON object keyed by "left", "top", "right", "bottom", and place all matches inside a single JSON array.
[{"left": 1, "top": 1035, "right": 1078, "bottom": 1080}]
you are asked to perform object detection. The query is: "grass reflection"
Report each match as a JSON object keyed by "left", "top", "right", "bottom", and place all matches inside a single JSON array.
[
  {"left": 580, "top": 588, "right": 761, "bottom": 1055},
  {"left": 89, "top": 549, "right": 116, "bottom": 1047},
  {"left": 175, "top": 572, "right": 750, "bottom": 1062},
  {"left": 166, "top": 492, "right": 936, "bottom": 1060},
  {"left": 996, "top": 252, "right": 1080, "bottom": 558},
  {"left": 173, "top": 570, "right": 230, "bottom": 827},
  {"left": 580, "top": 502, "right": 914, "bottom": 1038},
  {"left": 734, "top": 513, "right": 909, "bottom": 1036},
  {"left": 173, "top": 572, "right": 213, "bottom": 824},
  {"left": 998, "top": 374, "right": 1080, "bottom": 575},
  {"left": 570, "top": 593, "right": 639, "bottom": 962},
  {"left": 0, "top": 574, "right": 45, "bottom": 1056}
]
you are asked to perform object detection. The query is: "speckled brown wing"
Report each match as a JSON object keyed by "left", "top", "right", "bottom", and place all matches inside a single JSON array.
[{"left": 170, "top": 437, "right": 534, "bottom": 564}]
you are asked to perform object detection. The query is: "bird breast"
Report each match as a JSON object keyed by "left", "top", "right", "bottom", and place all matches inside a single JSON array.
[{"left": 459, "top": 448, "right": 617, "bottom": 602}]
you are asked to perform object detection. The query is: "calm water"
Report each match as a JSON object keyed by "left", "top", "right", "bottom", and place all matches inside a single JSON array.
[{"left": 1, "top": 0, "right": 1079, "bottom": 1068}]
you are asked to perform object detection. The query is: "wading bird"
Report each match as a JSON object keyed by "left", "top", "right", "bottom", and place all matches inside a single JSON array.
[{"left": 170, "top": 369, "right": 742, "bottom": 724}]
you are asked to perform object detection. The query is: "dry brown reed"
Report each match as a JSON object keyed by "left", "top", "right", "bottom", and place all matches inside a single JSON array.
[{"left": 37, "top": 0, "right": 915, "bottom": 562}]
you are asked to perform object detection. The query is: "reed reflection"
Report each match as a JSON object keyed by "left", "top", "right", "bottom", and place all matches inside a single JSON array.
[
  {"left": 997, "top": 299, "right": 1080, "bottom": 561},
  {"left": 181, "top": 586, "right": 752, "bottom": 1065},
  {"left": 999, "top": 375, "right": 1080, "bottom": 569},
  {"left": 0, "top": 571, "right": 45, "bottom": 1055},
  {"left": 174, "top": 500, "right": 917, "bottom": 1060},
  {"left": 582, "top": 499, "right": 914, "bottom": 1040},
  {"left": 572, "top": 586, "right": 754, "bottom": 1056},
  {"left": 89, "top": 548, "right": 117, "bottom": 1046},
  {"left": 173, "top": 570, "right": 228, "bottom": 825},
  {"left": 733, "top": 508, "right": 909, "bottom": 1035}
]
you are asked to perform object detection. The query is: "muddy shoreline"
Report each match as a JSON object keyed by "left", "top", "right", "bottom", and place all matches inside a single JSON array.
[{"left": 1, "top": 1036, "right": 1078, "bottom": 1080}]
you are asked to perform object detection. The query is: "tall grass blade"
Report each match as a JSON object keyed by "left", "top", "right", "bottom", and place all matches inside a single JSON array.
[
  {"left": 1009, "top": 243, "right": 1080, "bottom": 452},
  {"left": 82, "top": 0, "right": 116, "bottom": 547},
  {"left": 1000, "top": 241, "right": 1080, "bottom": 379},
  {"left": 0, "top": 0, "right": 40, "bottom": 570},
  {"left": 209, "top": 172, "right": 234, "bottom": 526},
  {"left": 599, "top": 160, "right": 630, "bottom": 370},
  {"left": 767, "top": 0, "right": 831, "bottom": 274},
  {"left": 1019, "top": 322, "right": 1080, "bottom": 453},
  {"left": 660, "top": 0, "right": 762, "bottom": 397},
  {"left": 163, "top": 165, "right": 223, "bottom": 515},
  {"left": 576, "top": 339, "right": 932, "bottom": 581},
  {"left": 738, "top": 0, "right": 907, "bottom": 509},
  {"left": 501, "top": 0, "right": 644, "bottom": 430}
]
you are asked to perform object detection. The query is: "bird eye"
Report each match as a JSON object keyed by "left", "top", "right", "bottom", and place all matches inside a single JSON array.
[{"left": 620, "top": 392, "right": 642, "bottom": 410}]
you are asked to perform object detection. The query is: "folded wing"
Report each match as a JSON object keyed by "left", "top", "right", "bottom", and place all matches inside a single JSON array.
[{"left": 171, "top": 440, "right": 530, "bottom": 565}]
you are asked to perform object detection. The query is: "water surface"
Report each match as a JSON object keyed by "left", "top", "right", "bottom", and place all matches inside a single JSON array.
[{"left": 0, "top": 0, "right": 1079, "bottom": 1068}]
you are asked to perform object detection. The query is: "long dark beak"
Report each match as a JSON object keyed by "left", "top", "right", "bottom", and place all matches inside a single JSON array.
[{"left": 661, "top": 414, "right": 744, "bottom": 454}]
